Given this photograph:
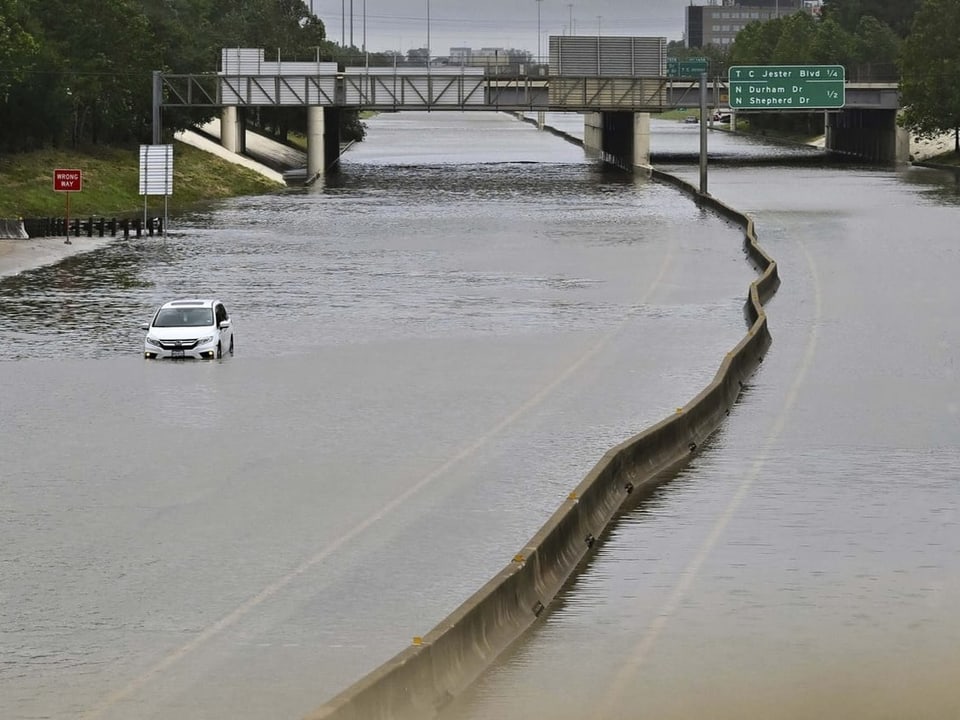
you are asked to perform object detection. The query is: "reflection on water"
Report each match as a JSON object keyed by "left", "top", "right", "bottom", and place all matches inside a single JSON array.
[{"left": 898, "top": 164, "right": 960, "bottom": 205}]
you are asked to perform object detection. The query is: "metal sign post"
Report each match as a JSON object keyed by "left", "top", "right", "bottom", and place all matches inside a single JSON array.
[
  {"left": 53, "top": 168, "right": 82, "bottom": 244},
  {"left": 700, "top": 72, "right": 708, "bottom": 196},
  {"left": 139, "top": 145, "right": 174, "bottom": 236}
]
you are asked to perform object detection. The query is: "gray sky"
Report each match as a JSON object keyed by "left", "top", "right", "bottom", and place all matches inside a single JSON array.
[{"left": 306, "top": 0, "right": 692, "bottom": 56}]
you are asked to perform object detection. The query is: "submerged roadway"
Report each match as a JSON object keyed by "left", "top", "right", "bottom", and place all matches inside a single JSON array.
[{"left": 1, "top": 112, "right": 958, "bottom": 720}]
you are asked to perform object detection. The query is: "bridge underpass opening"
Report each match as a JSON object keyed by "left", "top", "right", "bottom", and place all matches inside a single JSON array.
[
  {"left": 826, "top": 108, "right": 909, "bottom": 164},
  {"left": 582, "top": 112, "right": 651, "bottom": 173}
]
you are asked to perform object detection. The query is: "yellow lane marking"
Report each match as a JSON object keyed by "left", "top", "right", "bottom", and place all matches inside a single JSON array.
[{"left": 592, "top": 237, "right": 822, "bottom": 720}]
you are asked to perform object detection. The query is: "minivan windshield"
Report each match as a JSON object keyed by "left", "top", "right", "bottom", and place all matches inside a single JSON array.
[{"left": 153, "top": 307, "right": 214, "bottom": 327}]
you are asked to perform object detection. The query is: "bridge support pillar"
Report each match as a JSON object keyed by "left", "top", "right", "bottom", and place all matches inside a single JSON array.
[
  {"left": 583, "top": 112, "right": 603, "bottom": 158},
  {"left": 537, "top": 111, "right": 545, "bottom": 130},
  {"left": 221, "top": 106, "right": 244, "bottom": 154},
  {"left": 306, "top": 107, "right": 342, "bottom": 180},
  {"left": 633, "top": 112, "right": 651, "bottom": 171},
  {"left": 584, "top": 112, "right": 650, "bottom": 173},
  {"left": 307, "top": 106, "right": 326, "bottom": 178},
  {"left": 895, "top": 110, "right": 911, "bottom": 164}
]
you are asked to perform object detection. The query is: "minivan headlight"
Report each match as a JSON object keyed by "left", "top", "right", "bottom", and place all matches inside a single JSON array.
[
  {"left": 145, "top": 336, "right": 163, "bottom": 348},
  {"left": 197, "top": 335, "right": 214, "bottom": 345}
]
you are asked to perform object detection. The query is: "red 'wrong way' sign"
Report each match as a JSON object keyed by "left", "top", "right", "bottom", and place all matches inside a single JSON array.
[{"left": 53, "top": 168, "right": 83, "bottom": 192}]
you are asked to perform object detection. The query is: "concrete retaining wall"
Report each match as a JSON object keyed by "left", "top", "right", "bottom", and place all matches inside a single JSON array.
[
  {"left": 304, "top": 171, "right": 779, "bottom": 720},
  {"left": 0, "top": 218, "right": 28, "bottom": 239}
]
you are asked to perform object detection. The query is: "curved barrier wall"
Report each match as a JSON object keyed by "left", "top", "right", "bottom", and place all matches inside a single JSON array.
[{"left": 305, "top": 171, "right": 780, "bottom": 720}]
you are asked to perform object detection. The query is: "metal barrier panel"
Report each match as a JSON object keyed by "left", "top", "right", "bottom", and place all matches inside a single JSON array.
[
  {"left": 218, "top": 49, "right": 338, "bottom": 105},
  {"left": 549, "top": 36, "right": 666, "bottom": 77},
  {"left": 221, "top": 48, "right": 264, "bottom": 74}
]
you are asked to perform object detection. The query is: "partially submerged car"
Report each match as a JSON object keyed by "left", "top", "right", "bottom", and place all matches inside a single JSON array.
[{"left": 143, "top": 298, "right": 234, "bottom": 359}]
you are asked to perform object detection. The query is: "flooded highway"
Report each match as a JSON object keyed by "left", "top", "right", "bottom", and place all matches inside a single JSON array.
[
  {"left": 442, "top": 120, "right": 960, "bottom": 720},
  {"left": 4, "top": 110, "right": 958, "bottom": 720},
  {"left": 3, "top": 112, "right": 755, "bottom": 720}
]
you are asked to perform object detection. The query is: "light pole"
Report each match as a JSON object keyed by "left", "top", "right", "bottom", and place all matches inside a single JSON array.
[
  {"left": 427, "top": 0, "right": 431, "bottom": 63},
  {"left": 362, "top": 0, "right": 366, "bottom": 52},
  {"left": 536, "top": 0, "right": 542, "bottom": 63},
  {"left": 341, "top": 0, "right": 345, "bottom": 46},
  {"left": 597, "top": 15, "right": 601, "bottom": 35},
  {"left": 568, "top": 4, "right": 574, "bottom": 36},
  {"left": 350, "top": 0, "right": 354, "bottom": 48}
]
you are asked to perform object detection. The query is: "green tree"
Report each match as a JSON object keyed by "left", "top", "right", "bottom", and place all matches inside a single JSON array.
[
  {"left": 853, "top": 16, "right": 900, "bottom": 64},
  {"left": 729, "top": 18, "right": 785, "bottom": 65},
  {"left": 822, "top": 0, "right": 921, "bottom": 36},
  {"left": 0, "top": 0, "right": 39, "bottom": 92},
  {"left": 899, "top": 0, "right": 960, "bottom": 152},
  {"left": 35, "top": 0, "right": 156, "bottom": 146},
  {"left": 771, "top": 12, "right": 818, "bottom": 64},
  {"left": 808, "top": 18, "right": 855, "bottom": 66},
  {"left": 0, "top": 0, "right": 368, "bottom": 153}
]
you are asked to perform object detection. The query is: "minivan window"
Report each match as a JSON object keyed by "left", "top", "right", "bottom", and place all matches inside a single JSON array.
[{"left": 154, "top": 308, "right": 214, "bottom": 327}]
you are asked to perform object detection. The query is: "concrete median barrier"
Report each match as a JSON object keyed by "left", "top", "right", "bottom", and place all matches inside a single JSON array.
[
  {"left": 305, "top": 171, "right": 779, "bottom": 720},
  {"left": 0, "top": 218, "right": 28, "bottom": 239}
]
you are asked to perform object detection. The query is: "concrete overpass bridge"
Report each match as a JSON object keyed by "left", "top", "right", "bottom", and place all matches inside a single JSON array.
[{"left": 153, "top": 44, "right": 904, "bottom": 177}]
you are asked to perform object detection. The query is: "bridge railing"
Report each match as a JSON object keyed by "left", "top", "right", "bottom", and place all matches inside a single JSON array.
[{"left": 158, "top": 68, "right": 897, "bottom": 111}]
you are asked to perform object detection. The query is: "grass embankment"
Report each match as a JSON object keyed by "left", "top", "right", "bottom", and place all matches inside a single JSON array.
[
  {"left": 0, "top": 142, "right": 282, "bottom": 217},
  {"left": 655, "top": 109, "right": 701, "bottom": 121},
  {"left": 927, "top": 151, "right": 960, "bottom": 166}
]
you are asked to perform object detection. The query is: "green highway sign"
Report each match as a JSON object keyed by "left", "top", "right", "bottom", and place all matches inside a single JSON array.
[
  {"left": 667, "top": 57, "right": 709, "bottom": 78},
  {"left": 728, "top": 65, "right": 845, "bottom": 109}
]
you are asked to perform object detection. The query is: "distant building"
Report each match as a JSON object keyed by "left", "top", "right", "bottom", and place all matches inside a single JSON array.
[
  {"left": 685, "top": 0, "right": 821, "bottom": 49},
  {"left": 446, "top": 46, "right": 526, "bottom": 70},
  {"left": 449, "top": 47, "right": 473, "bottom": 64}
]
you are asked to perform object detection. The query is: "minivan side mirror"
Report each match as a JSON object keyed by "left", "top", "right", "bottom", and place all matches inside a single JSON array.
[
  {"left": 141, "top": 323, "right": 150, "bottom": 330},
  {"left": 219, "top": 320, "right": 231, "bottom": 329}
]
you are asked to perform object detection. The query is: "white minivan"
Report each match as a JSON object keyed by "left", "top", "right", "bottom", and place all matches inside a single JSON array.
[{"left": 143, "top": 298, "right": 234, "bottom": 359}]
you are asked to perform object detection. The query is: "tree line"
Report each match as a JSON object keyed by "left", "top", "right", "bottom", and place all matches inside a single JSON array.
[{"left": 0, "top": 0, "right": 407, "bottom": 154}]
